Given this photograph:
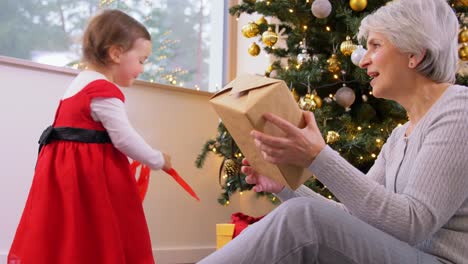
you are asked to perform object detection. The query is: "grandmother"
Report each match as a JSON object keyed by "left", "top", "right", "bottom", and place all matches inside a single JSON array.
[{"left": 199, "top": 0, "right": 467, "bottom": 263}]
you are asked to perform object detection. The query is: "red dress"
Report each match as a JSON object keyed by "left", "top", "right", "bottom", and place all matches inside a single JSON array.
[{"left": 8, "top": 80, "right": 155, "bottom": 264}]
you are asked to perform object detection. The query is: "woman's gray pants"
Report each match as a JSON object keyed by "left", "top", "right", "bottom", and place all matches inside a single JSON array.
[{"left": 198, "top": 197, "right": 441, "bottom": 264}]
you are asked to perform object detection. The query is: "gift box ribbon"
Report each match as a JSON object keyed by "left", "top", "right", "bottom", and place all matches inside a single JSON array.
[{"left": 131, "top": 160, "right": 200, "bottom": 202}]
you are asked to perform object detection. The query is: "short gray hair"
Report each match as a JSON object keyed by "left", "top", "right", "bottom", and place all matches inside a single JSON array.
[{"left": 357, "top": 0, "right": 459, "bottom": 83}]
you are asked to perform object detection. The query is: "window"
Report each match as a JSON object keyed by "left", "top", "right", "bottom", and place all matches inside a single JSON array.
[{"left": 0, "top": 0, "right": 225, "bottom": 92}]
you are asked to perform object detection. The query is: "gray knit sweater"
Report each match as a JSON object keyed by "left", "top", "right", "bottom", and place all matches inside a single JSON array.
[{"left": 277, "top": 85, "right": 468, "bottom": 264}]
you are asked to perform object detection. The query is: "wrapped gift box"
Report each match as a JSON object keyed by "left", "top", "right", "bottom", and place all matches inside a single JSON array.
[
  {"left": 210, "top": 74, "right": 311, "bottom": 190},
  {"left": 216, "top": 223, "right": 235, "bottom": 249}
]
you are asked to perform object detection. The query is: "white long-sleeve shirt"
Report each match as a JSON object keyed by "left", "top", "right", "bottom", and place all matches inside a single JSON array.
[
  {"left": 63, "top": 70, "right": 165, "bottom": 170},
  {"left": 277, "top": 85, "right": 468, "bottom": 264}
]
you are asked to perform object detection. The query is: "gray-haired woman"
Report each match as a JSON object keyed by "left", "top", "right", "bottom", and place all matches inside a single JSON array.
[{"left": 199, "top": 0, "right": 467, "bottom": 263}]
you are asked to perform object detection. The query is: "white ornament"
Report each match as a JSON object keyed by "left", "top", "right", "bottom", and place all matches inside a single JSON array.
[
  {"left": 457, "top": 60, "right": 468, "bottom": 77},
  {"left": 311, "top": 0, "right": 332, "bottom": 19},
  {"left": 351, "top": 45, "right": 367, "bottom": 66},
  {"left": 334, "top": 85, "right": 356, "bottom": 111},
  {"left": 297, "top": 49, "right": 311, "bottom": 64}
]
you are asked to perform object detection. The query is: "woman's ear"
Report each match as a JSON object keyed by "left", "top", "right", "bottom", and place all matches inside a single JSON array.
[
  {"left": 408, "top": 49, "right": 426, "bottom": 69},
  {"left": 108, "top": 45, "right": 123, "bottom": 64}
]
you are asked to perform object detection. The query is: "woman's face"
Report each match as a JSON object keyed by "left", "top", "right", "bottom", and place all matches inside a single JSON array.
[{"left": 359, "top": 32, "right": 411, "bottom": 100}]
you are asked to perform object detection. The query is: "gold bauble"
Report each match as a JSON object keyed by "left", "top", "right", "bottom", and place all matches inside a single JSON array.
[
  {"left": 265, "top": 64, "right": 274, "bottom": 77},
  {"left": 349, "top": 0, "right": 367, "bottom": 11},
  {"left": 242, "top": 22, "right": 260, "bottom": 38},
  {"left": 326, "top": 131, "right": 340, "bottom": 144},
  {"left": 454, "top": 0, "right": 468, "bottom": 7},
  {"left": 340, "top": 36, "right": 357, "bottom": 56},
  {"left": 460, "top": 44, "right": 468, "bottom": 61},
  {"left": 266, "top": 64, "right": 273, "bottom": 73},
  {"left": 291, "top": 88, "right": 300, "bottom": 102},
  {"left": 299, "top": 94, "right": 317, "bottom": 111},
  {"left": 224, "top": 159, "right": 239, "bottom": 178},
  {"left": 262, "top": 27, "right": 278, "bottom": 47},
  {"left": 248, "top": 42, "right": 261, "bottom": 56},
  {"left": 459, "top": 27, "right": 468, "bottom": 43},
  {"left": 327, "top": 54, "right": 341, "bottom": 73},
  {"left": 256, "top": 16, "right": 268, "bottom": 26},
  {"left": 313, "top": 94, "right": 323, "bottom": 108}
]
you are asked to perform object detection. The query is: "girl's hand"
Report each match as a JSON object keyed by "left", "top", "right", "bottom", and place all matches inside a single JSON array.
[
  {"left": 242, "top": 159, "right": 284, "bottom": 193},
  {"left": 162, "top": 153, "right": 172, "bottom": 171}
]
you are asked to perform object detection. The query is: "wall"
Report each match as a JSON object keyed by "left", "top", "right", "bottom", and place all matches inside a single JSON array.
[{"left": 0, "top": 56, "right": 276, "bottom": 264}]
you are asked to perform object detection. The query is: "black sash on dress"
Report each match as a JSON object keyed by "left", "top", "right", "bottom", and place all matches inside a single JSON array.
[{"left": 38, "top": 126, "right": 111, "bottom": 153}]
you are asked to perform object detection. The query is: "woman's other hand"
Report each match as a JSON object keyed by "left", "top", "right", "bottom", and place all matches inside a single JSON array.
[{"left": 242, "top": 158, "right": 285, "bottom": 193}]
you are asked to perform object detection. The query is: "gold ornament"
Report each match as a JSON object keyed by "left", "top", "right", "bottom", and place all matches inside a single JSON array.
[
  {"left": 313, "top": 94, "right": 323, "bottom": 108},
  {"left": 460, "top": 44, "right": 468, "bottom": 61},
  {"left": 459, "top": 27, "right": 468, "bottom": 43},
  {"left": 224, "top": 159, "right": 239, "bottom": 178},
  {"left": 335, "top": 84, "right": 356, "bottom": 110},
  {"left": 340, "top": 36, "right": 357, "bottom": 56},
  {"left": 256, "top": 16, "right": 268, "bottom": 26},
  {"left": 262, "top": 27, "right": 278, "bottom": 47},
  {"left": 326, "top": 131, "right": 340, "bottom": 144},
  {"left": 299, "top": 94, "right": 317, "bottom": 111},
  {"left": 266, "top": 64, "right": 273, "bottom": 73},
  {"left": 241, "top": 22, "right": 260, "bottom": 38},
  {"left": 349, "top": 0, "right": 367, "bottom": 11},
  {"left": 265, "top": 64, "right": 273, "bottom": 76},
  {"left": 248, "top": 42, "right": 261, "bottom": 56},
  {"left": 453, "top": 0, "right": 468, "bottom": 7},
  {"left": 291, "top": 88, "right": 300, "bottom": 102},
  {"left": 327, "top": 54, "right": 341, "bottom": 73}
]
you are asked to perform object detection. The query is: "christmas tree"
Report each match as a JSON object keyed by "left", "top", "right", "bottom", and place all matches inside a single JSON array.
[{"left": 196, "top": 0, "right": 468, "bottom": 206}]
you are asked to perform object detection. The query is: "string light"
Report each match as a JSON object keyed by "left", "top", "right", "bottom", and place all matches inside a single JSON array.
[
  {"left": 325, "top": 26, "right": 331, "bottom": 31},
  {"left": 357, "top": 126, "right": 362, "bottom": 131}
]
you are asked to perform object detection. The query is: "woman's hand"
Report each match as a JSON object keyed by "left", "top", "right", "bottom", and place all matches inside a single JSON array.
[
  {"left": 162, "top": 153, "right": 172, "bottom": 171},
  {"left": 251, "top": 111, "right": 326, "bottom": 168},
  {"left": 242, "top": 159, "right": 285, "bottom": 193}
]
